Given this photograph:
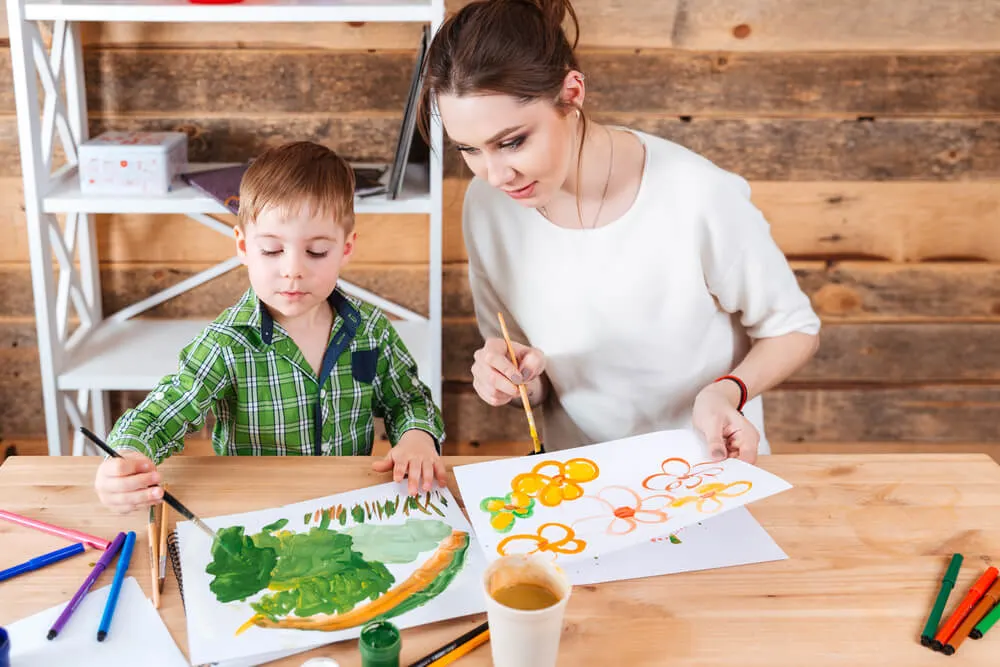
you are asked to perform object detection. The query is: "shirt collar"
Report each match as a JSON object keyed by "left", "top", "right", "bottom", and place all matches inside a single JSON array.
[{"left": 247, "top": 287, "right": 361, "bottom": 345}]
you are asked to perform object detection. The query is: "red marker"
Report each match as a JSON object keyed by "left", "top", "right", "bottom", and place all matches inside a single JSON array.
[{"left": 932, "top": 566, "right": 999, "bottom": 651}]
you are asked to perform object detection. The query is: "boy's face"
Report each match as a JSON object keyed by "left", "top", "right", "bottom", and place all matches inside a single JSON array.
[{"left": 235, "top": 204, "right": 355, "bottom": 326}]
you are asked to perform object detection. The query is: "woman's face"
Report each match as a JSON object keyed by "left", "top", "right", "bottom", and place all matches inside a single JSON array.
[{"left": 437, "top": 92, "right": 577, "bottom": 208}]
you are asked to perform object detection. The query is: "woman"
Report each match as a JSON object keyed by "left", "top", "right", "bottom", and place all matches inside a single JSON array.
[{"left": 420, "top": 0, "right": 820, "bottom": 462}]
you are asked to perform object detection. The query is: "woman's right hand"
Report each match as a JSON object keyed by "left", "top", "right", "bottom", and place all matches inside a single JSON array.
[
  {"left": 94, "top": 449, "right": 164, "bottom": 514},
  {"left": 471, "top": 337, "right": 547, "bottom": 407}
]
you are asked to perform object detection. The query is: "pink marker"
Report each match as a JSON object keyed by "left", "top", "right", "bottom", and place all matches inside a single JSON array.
[{"left": 0, "top": 510, "right": 111, "bottom": 550}]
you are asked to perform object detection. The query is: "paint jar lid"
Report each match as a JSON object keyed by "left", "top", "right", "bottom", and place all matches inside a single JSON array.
[{"left": 300, "top": 659, "right": 340, "bottom": 667}]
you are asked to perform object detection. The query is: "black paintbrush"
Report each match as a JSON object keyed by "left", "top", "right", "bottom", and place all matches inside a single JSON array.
[{"left": 80, "top": 427, "right": 232, "bottom": 554}]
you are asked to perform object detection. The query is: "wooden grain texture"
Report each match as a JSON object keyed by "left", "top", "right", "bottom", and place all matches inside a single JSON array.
[
  {"left": 5, "top": 0, "right": 999, "bottom": 50},
  {"left": 444, "top": 179, "right": 1000, "bottom": 263},
  {"left": 1, "top": 454, "right": 998, "bottom": 666},
  {"left": 442, "top": 383, "right": 1000, "bottom": 444},
  {"left": 448, "top": 117, "right": 1000, "bottom": 181},
  {"left": 445, "top": 439, "right": 1000, "bottom": 464},
  {"left": 3, "top": 178, "right": 999, "bottom": 264},
  {"left": 441, "top": 318, "right": 1000, "bottom": 384},
  {"left": 663, "top": 0, "right": 1000, "bottom": 51},
  {"left": 796, "top": 262, "right": 1000, "bottom": 321},
  {"left": 81, "top": 49, "right": 419, "bottom": 115},
  {"left": 5, "top": 436, "right": 999, "bottom": 464},
  {"left": 3, "top": 118, "right": 999, "bottom": 181},
  {"left": 4, "top": 49, "right": 999, "bottom": 117},
  {"left": 7, "top": 260, "right": 999, "bottom": 322},
  {"left": 4, "top": 331, "right": 995, "bottom": 442}
]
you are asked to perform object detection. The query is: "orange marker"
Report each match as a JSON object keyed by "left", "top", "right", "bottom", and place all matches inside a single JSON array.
[
  {"left": 932, "top": 566, "right": 999, "bottom": 651},
  {"left": 942, "top": 578, "right": 1000, "bottom": 655}
]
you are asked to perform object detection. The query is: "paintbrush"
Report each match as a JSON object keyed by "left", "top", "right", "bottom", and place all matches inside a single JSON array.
[
  {"left": 497, "top": 312, "right": 544, "bottom": 455},
  {"left": 80, "top": 427, "right": 233, "bottom": 554}
]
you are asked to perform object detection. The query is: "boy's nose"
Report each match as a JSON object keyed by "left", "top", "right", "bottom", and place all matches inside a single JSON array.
[{"left": 281, "top": 253, "right": 305, "bottom": 278}]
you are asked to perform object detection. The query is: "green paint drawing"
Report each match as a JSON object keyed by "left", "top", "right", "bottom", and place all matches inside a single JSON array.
[
  {"left": 345, "top": 519, "right": 452, "bottom": 563},
  {"left": 206, "top": 513, "right": 469, "bottom": 634}
]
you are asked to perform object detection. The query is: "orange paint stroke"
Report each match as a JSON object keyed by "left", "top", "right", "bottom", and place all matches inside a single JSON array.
[{"left": 642, "top": 457, "right": 724, "bottom": 492}]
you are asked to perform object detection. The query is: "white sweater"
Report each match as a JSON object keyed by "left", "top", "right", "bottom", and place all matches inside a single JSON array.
[{"left": 462, "top": 129, "right": 821, "bottom": 453}]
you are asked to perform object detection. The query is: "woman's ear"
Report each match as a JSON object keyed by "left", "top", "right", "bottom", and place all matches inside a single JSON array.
[{"left": 559, "top": 69, "right": 586, "bottom": 110}]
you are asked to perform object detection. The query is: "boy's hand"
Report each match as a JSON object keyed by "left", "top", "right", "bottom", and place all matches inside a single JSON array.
[
  {"left": 471, "top": 337, "right": 546, "bottom": 407},
  {"left": 94, "top": 449, "right": 163, "bottom": 514},
  {"left": 371, "top": 430, "right": 447, "bottom": 496}
]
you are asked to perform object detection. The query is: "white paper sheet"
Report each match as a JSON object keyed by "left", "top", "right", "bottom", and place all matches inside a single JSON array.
[
  {"left": 453, "top": 428, "right": 793, "bottom": 565},
  {"left": 7, "top": 577, "right": 189, "bottom": 667},
  {"left": 561, "top": 506, "right": 787, "bottom": 585},
  {"left": 176, "top": 482, "right": 487, "bottom": 667}
]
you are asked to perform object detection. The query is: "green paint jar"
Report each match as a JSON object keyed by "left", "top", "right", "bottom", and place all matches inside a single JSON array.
[{"left": 359, "top": 620, "right": 401, "bottom": 667}]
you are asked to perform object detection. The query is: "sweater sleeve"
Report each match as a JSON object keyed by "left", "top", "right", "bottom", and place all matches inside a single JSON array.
[{"left": 700, "top": 171, "right": 821, "bottom": 339}]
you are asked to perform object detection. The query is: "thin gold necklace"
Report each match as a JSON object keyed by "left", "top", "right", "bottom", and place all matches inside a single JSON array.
[{"left": 541, "top": 125, "right": 614, "bottom": 229}]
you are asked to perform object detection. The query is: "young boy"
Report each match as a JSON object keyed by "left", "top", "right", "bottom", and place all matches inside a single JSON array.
[{"left": 94, "top": 141, "right": 446, "bottom": 513}]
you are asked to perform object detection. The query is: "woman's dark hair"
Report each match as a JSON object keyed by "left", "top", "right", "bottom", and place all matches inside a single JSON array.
[
  {"left": 418, "top": 0, "right": 583, "bottom": 142},
  {"left": 418, "top": 0, "right": 593, "bottom": 223}
]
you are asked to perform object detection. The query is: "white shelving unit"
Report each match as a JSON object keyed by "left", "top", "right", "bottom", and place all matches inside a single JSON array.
[{"left": 7, "top": 0, "right": 445, "bottom": 456}]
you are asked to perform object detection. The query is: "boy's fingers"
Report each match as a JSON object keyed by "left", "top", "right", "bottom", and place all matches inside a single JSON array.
[
  {"left": 103, "top": 470, "right": 161, "bottom": 494},
  {"left": 111, "top": 486, "right": 162, "bottom": 510},
  {"left": 371, "top": 455, "right": 394, "bottom": 473},
  {"left": 421, "top": 460, "right": 435, "bottom": 492},
  {"left": 406, "top": 459, "right": 421, "bottom": 496},
  {"left": 393, "top": 457, "right": 407, "bottom": 484},
  {"left": 434, "top": 460, "right": 448, "bottom": 487}
]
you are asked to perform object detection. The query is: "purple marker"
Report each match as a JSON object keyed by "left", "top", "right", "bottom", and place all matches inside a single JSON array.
[{"left": 46, "top": 531, "right": 125, "bottom": 640}]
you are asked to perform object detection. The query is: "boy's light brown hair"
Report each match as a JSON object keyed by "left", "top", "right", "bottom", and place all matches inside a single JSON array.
[{"left": 237, "top": 141, "right": 356, "bottom": 233}]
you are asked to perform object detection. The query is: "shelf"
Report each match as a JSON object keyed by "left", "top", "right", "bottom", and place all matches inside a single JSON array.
[
  {"left": 42, "top": 163, "right": 431, "bottom": 215},
  {"left": 58, "top": 317, "right": 432, "bottom": 391},
  {"left": 23, "top": 0, "right": 437, "bottom": 23}
]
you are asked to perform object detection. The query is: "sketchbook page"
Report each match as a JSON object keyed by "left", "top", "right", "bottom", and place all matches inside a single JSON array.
[
  {"left": 176, "top": 482, "right": 488, "bottom": 667},
  {"left": 561, "top": 506, "right": 787, "bottom": 585},
  {"left": 7, "top": 577, "right": 189, "bottom": 667},
  {"left": 453, "top": 428, "right": 793, "bottom": 565}
]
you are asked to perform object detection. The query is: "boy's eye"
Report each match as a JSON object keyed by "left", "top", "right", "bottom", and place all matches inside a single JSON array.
[
  {"left": 260, "top": 249, "right": 282, "bottom": 256},
  {"left": 307, "top": 250, "right": 329, "bottom": 258}
]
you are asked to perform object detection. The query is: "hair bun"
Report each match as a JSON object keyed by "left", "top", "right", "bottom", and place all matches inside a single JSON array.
[{"left": 505, "top": 0, "right": 579, "bottom": 48}]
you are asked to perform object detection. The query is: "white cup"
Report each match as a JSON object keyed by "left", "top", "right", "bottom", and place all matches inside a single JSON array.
[{"left": 482, "top": 554, "right": 572, "bottom": 667}]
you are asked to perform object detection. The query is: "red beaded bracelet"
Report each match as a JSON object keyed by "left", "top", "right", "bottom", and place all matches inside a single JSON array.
[{"left": 714, "top": 375, "right": 748, "bottom": 414}]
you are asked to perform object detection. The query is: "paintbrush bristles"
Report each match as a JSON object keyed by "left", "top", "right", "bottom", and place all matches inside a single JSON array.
[{"left": 497, "top": 312, "right": 543, "bottom": 455}]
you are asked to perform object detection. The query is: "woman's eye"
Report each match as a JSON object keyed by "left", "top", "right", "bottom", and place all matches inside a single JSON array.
[{"left": 500, "top": 136, "right": 525, "bottom": 150}]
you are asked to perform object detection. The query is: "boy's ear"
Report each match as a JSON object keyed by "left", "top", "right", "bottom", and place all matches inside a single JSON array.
[
  {"left": 342, "top": 230, "right": 358, "bottom": 263},
  {"left": 234, "top": 225, "right": 248, "bottom": 262}
]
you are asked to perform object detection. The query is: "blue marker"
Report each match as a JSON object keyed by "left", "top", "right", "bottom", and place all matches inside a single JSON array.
[
  {"left": 96, "top": 531, "right": 136, "bottom": 642},
  {"left": 0, "top": 542, "right": 86, "bottom": 582}
]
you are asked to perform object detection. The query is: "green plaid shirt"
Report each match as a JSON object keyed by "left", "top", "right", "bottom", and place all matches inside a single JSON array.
[{"left": 108, "top": 287, "right": 444, "bottom": 463}]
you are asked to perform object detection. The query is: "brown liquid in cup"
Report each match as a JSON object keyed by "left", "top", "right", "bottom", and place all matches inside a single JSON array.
[{"left": 491, "top": 582, "right": 561, "bottom": 611}]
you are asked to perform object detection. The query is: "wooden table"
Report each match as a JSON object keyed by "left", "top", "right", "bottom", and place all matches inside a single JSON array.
[{"left": 1, "top": 453, "right": 999, "bottom": 666}]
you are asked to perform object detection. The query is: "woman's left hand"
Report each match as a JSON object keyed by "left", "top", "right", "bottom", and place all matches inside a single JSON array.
[{"left": 691, "top": 382, "right": 760, "bottom": 464}]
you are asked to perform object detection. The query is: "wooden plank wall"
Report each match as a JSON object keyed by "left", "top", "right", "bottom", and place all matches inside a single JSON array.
[{"left": 1, "top": 1, "right": 999, "bottom": 459}]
